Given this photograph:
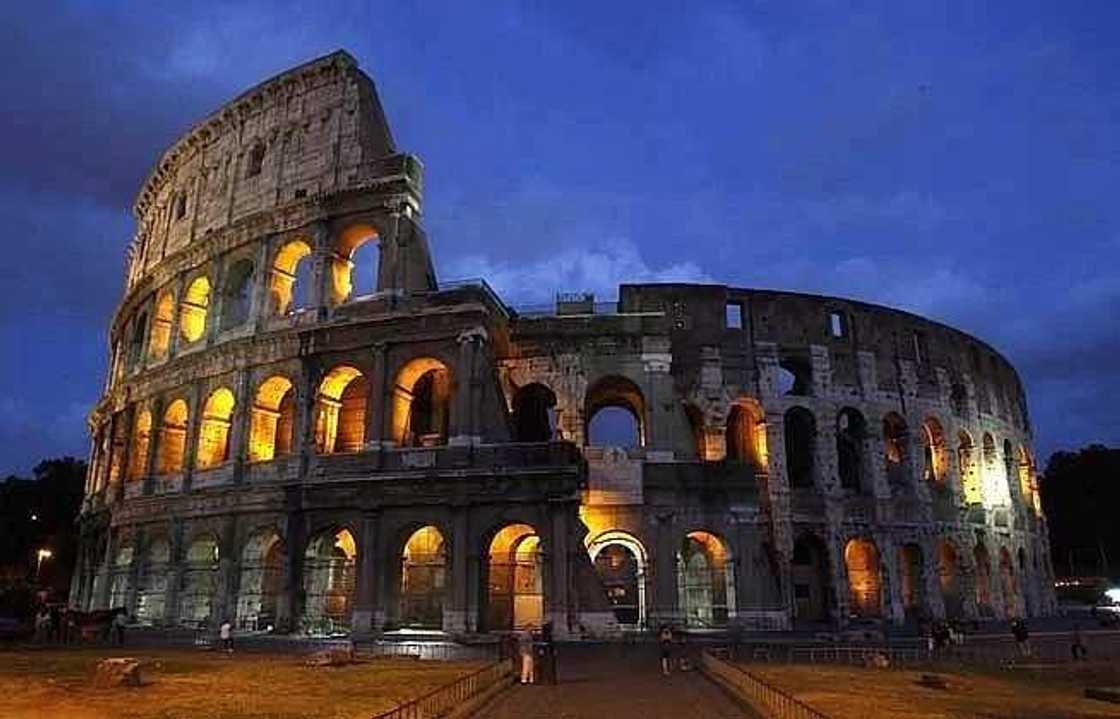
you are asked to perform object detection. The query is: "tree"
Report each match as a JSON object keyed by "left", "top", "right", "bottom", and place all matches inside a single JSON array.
[{"left": 1040, "top": 444, "right": 1120, "bottom": 579}]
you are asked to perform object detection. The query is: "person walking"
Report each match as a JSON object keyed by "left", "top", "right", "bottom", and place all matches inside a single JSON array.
[
  {"left": 659, "top": 625, "right": 674, "bottom": 676},
  {"left": 220, "top": 618, "right": 233, "bottom": 654},
  {"left": 112, "top": 611, "right": 127, "bottom": 646},
  {"left": 1011, "top": 618, "right": 1031, "bottom": 659},
  {"left": 518, "top": 628, "right": 536, "bottom": 685}
]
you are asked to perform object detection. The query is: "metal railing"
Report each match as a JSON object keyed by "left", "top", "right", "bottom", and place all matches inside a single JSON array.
[
  {"left": 701, "top": 650, "right": 831, "bottom": 719},
  {"left": 371, "top": 659, "right": 513, "bottom": 719},
  {"left": 358, "top": 640, "right": 499, "bottom": 662}
]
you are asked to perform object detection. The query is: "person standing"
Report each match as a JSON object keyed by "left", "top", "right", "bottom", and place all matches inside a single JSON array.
[
  {"left": 659, "top": 625, "right": 674, "bottom": 676},
  {"left": 1071, "top": 623, "right": 1089, "bottom": 661},
  {"left": 518, "top": 628, "right": 536, "bottom": 685},
  {"left": 220, "top": 619, "right": 233, "bottom": 654},
  {"left": 112, "top": 611, "right": 126, "bottom": 646},
  {"left": 1011, "top": 618, "right": 1031, "bottom": 658}
]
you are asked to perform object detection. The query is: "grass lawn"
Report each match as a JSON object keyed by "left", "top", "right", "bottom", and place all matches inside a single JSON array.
[
  {"left": 747, "top": 662, "right": 1120, "bottom": 719},
  {"left": 0, "top": 647, "right": 484, "bottom": 719}
]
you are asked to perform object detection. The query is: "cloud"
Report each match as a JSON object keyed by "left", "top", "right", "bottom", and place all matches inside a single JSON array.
[{"left": 445, "top": 239, "right": 714, "bottom": 306}]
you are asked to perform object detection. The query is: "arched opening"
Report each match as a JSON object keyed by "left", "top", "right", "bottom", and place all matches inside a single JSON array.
[
  {"left": 922, "top": 418, "right": 948, "bottom": 485},
  {"left": 486, "top": 523, "right": 544, "bottom": 631},
  {"left": 783, "top": 407, "right": 816, "bottom": 489},
  {"left": 391, "top": 358, "right": 451, "bottom": 447},
  {"left": 777, "top": 356, "right": 811, "bottom": 396},
  {"left": 677, "top": 531, "right": 734, "bottom": 628},
  {"left": 511, "top": 383, "right": 558, "bottom": 442},
  {"left": 196, "top": 387, "right": 236, "bottom": 470},
  {"left": 330, "top": 224, "right": 380, "bottom": 304},
  {"left": 999, "top": 547, "right": 1018, "bottom": 617},
  {"left": 727, "top": 399, "right": 767, "bottom": 470},
  {"left": 938, "top": 541, "right": 963, "bottom": 619},
  {"left": 399, "top": 526, "right": 448, "bottom": 630},
  {"left": 1018, "top": 447, "right": 1038, "bottom": 514},
  {"left": 220, "top": 259, "right": 255, "bottom": 330},
  {"left": 249, "top": 376, "right": 296, "bottom": 462},
  {"left": 135, "top": 537, "right": 170, "bottom": 625},
  {"left": 269, "top": 240, "right": 313, "bottom": 316},
  {"left": 148, "top": 289, "right": 175, "bottom": 361},
  {"left": 883, "top": 412, "right": 910, "bottom": 491},
  {"left": 127, "top": 312, "right": 148, "bottom": 369},
  {"left": 588, "top": 531, "right": 647, "bottom": 627},
  {"left": 898, "top": 543, "right": 924, "bottom": 619},
  {"left": 836, "top": 408, "right": 867, "bottom": 492},
  {"left": 585, "top": 375, "right": 645, "bottom": 448},
  {"left": 237, "top": 529, "right": 285, "bottom": 631},
  {"left": 315, "top": 366, "right": 368, "bottom": 454},
  {"left": 302, "top": 527, "right": 357, "bottom": 634},
  {"left": 844, "top": 538, "right": 882, "bottom": 618},
  {"left": 179, "top": 534, "right": 219, "bottom": 624},
  {"left": 109, "top": 539, "right": 134, "bottom": 610},
  {"left": 155, "top": 399, "right": 189, "bottom": 475},
  {"left": 958, "top": 431, "right": 980, "bottom": 504},
  {"left": 179, "top": 276, "right": 211, "bottom": 343},
  {"left": 1002, "top": 439, "right": 1016, "bottom": 503},
  {"left": 974, "top": 543, "right": 993, "bottom": 615},
  {"left": 126, "top": 409, "right": 152, "bottom": 481},
  {"left": 792, "top": 534, "right": 830, "bottom": 623}
]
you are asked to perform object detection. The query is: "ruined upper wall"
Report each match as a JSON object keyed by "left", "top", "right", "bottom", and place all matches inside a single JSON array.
[{"left": 124, "top": 51, "right": 398, "bottom": 288}]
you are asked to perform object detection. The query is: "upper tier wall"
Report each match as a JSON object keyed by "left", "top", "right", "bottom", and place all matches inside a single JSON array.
[{"left": 124, "top": 51, "right": 396, "bottom": 290}]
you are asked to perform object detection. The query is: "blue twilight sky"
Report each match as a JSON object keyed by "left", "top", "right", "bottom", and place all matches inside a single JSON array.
[{"left": 0, "top": 1, "right": 1117, "bottom": 476}]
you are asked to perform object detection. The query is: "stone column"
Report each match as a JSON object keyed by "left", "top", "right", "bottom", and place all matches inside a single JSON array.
[
  {"left": 365, "top": 342, "right": 389, "bottom": 450},
  {"left": 447, "top": 506, "right": 470, "bottom": 633},
  {"left": 921, "top": 536, "right": 947, "bottom": 620},
  {"left": 450, "top": 327, "right": 487, "bottom": 446},
  {"left": 166, "top": 273, "right": 188, "bottom": 360},
  {"left": 181, "top": 384, "right": 203, "bottom": 491},
  {"left": 352, "top": 512, "right": 381, "bottom": 634},
  {"left": 142, "top": 397, "right": 163, "bottom": 496},
  {"left": 307, "top": 222, "right": 332, "bottom": 319},
  {"left": 250, "top": 236, "right": 272, "bottom": 328},
  {"left": 95, "top": 526, "right": 115, "bottom": 610},
  {"left": 547, "top": 503, "right": 572, "bottom": 635},
  {"left": 230, "top": 369, "right": 252, "bottom": 483},
  {"left": 163, "top": 519, "right": 186, "bottom": 625},
  {"left": 875, "top": 533, "right": 905, "bottom": 624},
  {"left": 205, "top": 254, "right": 226, "bottom": 345},
  {"left": 650, "top": 512, "right": 678, "bottom": 625},
  {"left": 280, "top": 505, "right": 305, "bottom": 633},
  {"left": 296, "top": 360, "right": 321, "bottom": 478},
  {"left": 213, "top": 516, "right": 239, "bottom": 626}
]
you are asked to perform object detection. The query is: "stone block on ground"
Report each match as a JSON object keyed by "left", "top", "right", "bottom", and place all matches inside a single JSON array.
[
  {"left": 92, "top": 658, "right": 143, "bottom": 688},
  {"left": 1085, "top": 686, "right": 1120, "bottom": 704}
]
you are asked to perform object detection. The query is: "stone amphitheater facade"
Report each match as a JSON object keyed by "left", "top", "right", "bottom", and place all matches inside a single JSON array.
[{"left": 74, "top": 51, "right": 1056, "bottom": 639}]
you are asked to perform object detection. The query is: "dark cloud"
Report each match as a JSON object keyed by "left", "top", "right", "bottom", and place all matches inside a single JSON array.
[{"left": 1, "top": 2, "right": 1118, "bottom": 474}]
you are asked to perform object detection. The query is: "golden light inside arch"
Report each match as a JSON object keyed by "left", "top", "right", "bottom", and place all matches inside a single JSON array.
[
  {"left": 126, "top": 409, "right": 152, "bottom": 481},
  {"left": 330, "top": 224, "right": 379, "bottom": 305},
  {"left": 315, "top": 365, "right": 367, "bottom": 454},
  {"left": 196, "top": 387, "right": 236, "bottom": 469},
  {"left": 180, "top": 276, "right": 211, "bottom": 343},
  {"left": 270, "top": 239, "right": 312, "bottom": 315},
  {"left": 149, "top": 290, "right": 175, "bottom": 360},
  {"left": 390, "top": 357, "right": 450, "bottom": 445},
  {"left": 156, "top": 399, "right": 190, "bottom": 474},
  {"left": 249, "top": 375, "right": 295, "bottom": 462}
]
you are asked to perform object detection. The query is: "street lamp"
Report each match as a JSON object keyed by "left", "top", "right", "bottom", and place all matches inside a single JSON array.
[{"left": 35, "top": 548, "right": 53, "bottom": 582}]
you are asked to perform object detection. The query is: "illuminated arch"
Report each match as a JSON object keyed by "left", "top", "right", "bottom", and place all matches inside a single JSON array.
[
  {"left": 315, "top": 366, "right": 367, "bottom": 454},
  {"left": 126, "top": 409, "right": 152, "bottom": 481},
  {"left": 727, "top": 398, "right": 767, "bottom": 470},
  {"left": 391, "top": 358, "right": 451, "bottom": 447},
  {"left": 269, "top": 239, "right": 312, "bottom": 316},
  {"left": 921, "top": 417, "right": 948, "bottom": 485},
  {"left": 1018, "top": 446, "right": 1039, "bottom": 514},
  {"left": 302, "top": 527, "right": 358, "bottom": 632},
  {"left": 897, "top": 543, "right": 924, "bottom": 618},
  {"left": 155, "top": 399, "right": 189, "bottom": 474},
  {"left": 330, "top": 224, "right": 380, "bottom": 304},
  {"left": 792, "top": 533, "right": 829, "bottom": 622},
  {"left": 585, "top": 375, "right": 646, "bottom": 448},
  {"left": 974, "top": 542, "right": 993, "bottom": 615},
  {"left": 179, "top": 276, "right": 211, "bottom": 343},
  {"left": 148, "top": 289, "right": 175, "bottom": 361},
  {"left": 883, "top": 412, "right": 909, "bottom": 490},
  {"left": 677, "top": 530, "right": 735, "bottom": 627},
  {"left": 249, "top": 375, "right": 296, "bottom": 462},
  {"left": 999, "top": 546, "right": 1019, "bottom": 617},
  {"left": 937, "top": 540, "right": 963, "bottom": 618},
  {"left": 844, "top": 537, "right": 882, "bottom": 617},
  {"left": 486, "top": 523, "right": 544, "bottom": 630},
  {"left": 196, "top": 387, "right": 236, "bottom": 469},
  {"left": 399, "top": 526, "right": 448, "bottom": 630},
  {"left": 135, "top": 537, "right": 170, "bottom": 624},
  {"left": 588, "top": 531, "right": 648, "bottom": 626}
]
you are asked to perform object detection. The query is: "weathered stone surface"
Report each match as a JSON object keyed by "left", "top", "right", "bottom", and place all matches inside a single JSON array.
[
  {"left": 305, "top": 645, "right": 355, "bottom": 667},
  {"left": 92, "top": 658, "right": 142, "bottom": 688}
]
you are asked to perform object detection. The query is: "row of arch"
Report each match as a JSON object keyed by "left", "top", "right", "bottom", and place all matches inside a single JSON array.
[
  {"left": 95, "top": 358, "right": 453, "bottom": 486},
  {"left": 791, "top": 533, "right": 1034, "bottom": 622},
  {"left": 118, "top": 225, "right": 384, "bottom": 376},
  {"left": 781, "top": 405, "right": 1039, "bottom": 510},
  {"left": 103, "top": 523, "right": 738, "bottom": 633}
]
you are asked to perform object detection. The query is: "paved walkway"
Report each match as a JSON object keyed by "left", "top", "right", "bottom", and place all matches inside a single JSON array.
[{"left": 480, "top": 645, "right": 754, "bottom": 718}]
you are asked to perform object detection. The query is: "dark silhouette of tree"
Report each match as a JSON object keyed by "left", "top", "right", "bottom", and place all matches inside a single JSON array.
[
  {"left": 0, "top": 457, "right": 85, "bottom": 611},
  {"left": 1040, "top": 444, "right": 1120, "bottom": 578}
]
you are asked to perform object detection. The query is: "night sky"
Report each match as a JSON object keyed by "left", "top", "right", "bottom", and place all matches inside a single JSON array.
[{"left": 2, "top": 2, "right": 1117, "bottom": 476}]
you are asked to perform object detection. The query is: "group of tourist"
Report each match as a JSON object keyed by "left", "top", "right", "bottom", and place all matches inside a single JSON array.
[{"left": 513, "top": 622, "right": 556, "bottom": 685}]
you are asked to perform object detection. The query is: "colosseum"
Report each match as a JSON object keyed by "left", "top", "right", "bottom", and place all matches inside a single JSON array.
[{"left": 73, "top": 51, "right": 1056, "bottom": 640}]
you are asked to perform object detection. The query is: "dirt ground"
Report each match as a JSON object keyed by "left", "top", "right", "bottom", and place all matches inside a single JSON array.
[
  {"left": 0, "top": 647, "right": 483, "bottom": 719},
  {"left": 748, "top": 661, "right": 1120, "bottom": 719}
]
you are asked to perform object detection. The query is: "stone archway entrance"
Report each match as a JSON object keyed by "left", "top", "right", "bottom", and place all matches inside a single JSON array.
[{"left": 486, "top": 524, "right": 544, "bottom": 631}]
